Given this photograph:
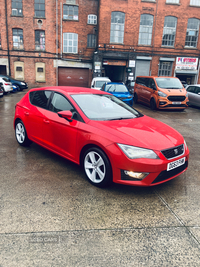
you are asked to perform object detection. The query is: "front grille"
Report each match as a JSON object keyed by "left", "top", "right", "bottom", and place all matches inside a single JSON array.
[
  {"left": 168, "top": 96, "right": 186, "bottom": 101},
  {"left": 152, "top": 161, "right": 188, "bottom": 184},
  {"left": 161, "top": 144, "right": 184, "bottom": 160}
]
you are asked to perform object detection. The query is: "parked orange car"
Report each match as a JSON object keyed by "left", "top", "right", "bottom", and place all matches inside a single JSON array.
[{"left": 134, "top": 76, "right": 189, "bottom": 110}]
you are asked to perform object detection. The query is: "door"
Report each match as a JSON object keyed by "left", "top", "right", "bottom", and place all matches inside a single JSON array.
[
  {"left": 135, "top": 60, "right": 150, "bottom": 78},
  {"left": 144, "top": 78, "right": 156, "bottom": 104},
  {"left": 187, "top": 86, "right": 196, "bottom": 106},
  {"left": 194, "top": 86, "right": 200, "bottom": 107},
  {"left": 43, "top": 92, "right": 79, "bottom": 160},
  {"left": 26, "top": 90, "right": 52, "bottom": 144},
  {"left": 58, "top": 67, "right": 89, "bottom": 87}
]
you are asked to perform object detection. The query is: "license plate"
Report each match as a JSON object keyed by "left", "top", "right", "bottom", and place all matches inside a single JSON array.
[
  {"left": 172, "top": 102, "right": 181, "bottom": 105},
  {"left": 167, "top": 157, "right": 185, "bottom": 171}
]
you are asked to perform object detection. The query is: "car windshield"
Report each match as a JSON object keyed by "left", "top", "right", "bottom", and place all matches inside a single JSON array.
[
  {"left": 96, "top": 81, "right": 108, "bottom": 87},
  {"left": 71, "top": 94, "right": 142, "bottom": 121},
  {"left": 155, "top": 78, "right": 183, "bottom": 89},
  {"left": 105, "top": 84, "right": 128, "bottom": 93}
]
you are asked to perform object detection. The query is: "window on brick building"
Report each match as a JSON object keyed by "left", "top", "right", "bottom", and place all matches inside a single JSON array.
[
  {"left": 158, "top": 62, "right": 172, "bottom": 76},
  {"left": 166, "top": 0, "right": 179, "bottom": 3},
  {"left": 63, "top": 33, "right": 78, "bottom": 53},
  {"left": 34, "top": 0, "right": 45, "bottom": 18},
  {"left": 12, "top": 29, "right": 24, "bottom": 50},
  {"left": 190, "top": 0, "right": 200, "bottom": 6},
  {"left": 35, "top": 30, "right": 45, "bottom": 51},
  {"left": 88, "top": 15, "right": 97, "bottom": 25},
  {"left": 87, "top": 34, "right": 96, "bottom": 48},
  {"left": 185, "top": 18, "right": 199, "bottom": 48},
  {"left": 138, "top": 14, "right": 153, "bottom": 45},
  {"left": 162, "top": 16, "right": 177, "bottom": 47},
  {"left": 63, "top": 5, "right": 78, "bottom": 20},
  {"left": 110, "top": 12, "right": 125, "bottom": 44},
  {"left": 12, "top": 0, "right": 23, "bottom": 16}
]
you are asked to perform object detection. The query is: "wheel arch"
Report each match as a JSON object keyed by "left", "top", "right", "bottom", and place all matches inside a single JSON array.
[
  {"left": 150, "top": 96, "right": 158, "bottom": 108},
  {"left": 79, "top": 143, "right": 112, "bottom": 170}
]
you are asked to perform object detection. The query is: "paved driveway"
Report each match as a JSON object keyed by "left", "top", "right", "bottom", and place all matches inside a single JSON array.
[{"left": 0, "top": 91, "right": 200, "bottom": 266}]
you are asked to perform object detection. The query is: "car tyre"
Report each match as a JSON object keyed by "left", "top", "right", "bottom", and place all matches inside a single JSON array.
[
  {"left": 15, "top": 120, "right": 32, "bottom": 146},
  {"left": 82, "top": 147, "right": 112, "bottom": 188},
  {"left": 150, "top": 98, "right": 157, "bottom": 110},
  {"left": 134, "top": 93, "right": 138, "bottom": 104},
  {"left": 13, "top": 84, "right": 20, "bottom": 91}
]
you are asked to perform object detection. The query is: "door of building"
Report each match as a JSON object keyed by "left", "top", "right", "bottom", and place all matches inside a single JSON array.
[
  {"left": 135, "top": 60, "right": 150, "bottom": 78},
  {"left": 58, "top": 67, "right": 89, "bottom": 87}
]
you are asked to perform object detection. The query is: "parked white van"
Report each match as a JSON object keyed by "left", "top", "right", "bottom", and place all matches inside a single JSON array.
[{"left": 91, "top": 77, "right": 111, "bottom": 90}]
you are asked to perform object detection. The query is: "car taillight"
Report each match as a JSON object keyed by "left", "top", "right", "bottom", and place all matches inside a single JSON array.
[{"left": 5, "top": 83, "right": 10, "bottom": 85}]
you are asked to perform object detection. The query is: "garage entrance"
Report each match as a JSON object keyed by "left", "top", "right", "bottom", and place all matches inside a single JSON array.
[
  {"left": 0, "top": 65, "right": 7, "bottom": 75},
  {"left": 58, "top": 67, "right": 89, "bottom": 87},
  {"left": 103, "top": 60, "right": 126, "bottom": 82}
]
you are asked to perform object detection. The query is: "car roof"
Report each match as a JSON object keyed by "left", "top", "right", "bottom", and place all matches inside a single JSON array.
[
  {"left": 29, "top": 86, "right": 111, "bottom": 95},
  {"left": 105, "top": 82, "right": 124, "bottom": 85},
  {"left": 92, "top": 77, "right": 110, "bottom": 81},
  {"left": 187, "top": 84, "right": 200, "bottom": 87}
]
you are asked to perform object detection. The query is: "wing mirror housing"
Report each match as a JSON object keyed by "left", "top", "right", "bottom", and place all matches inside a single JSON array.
[{"left": 57, "top": 110, "right": 73, "bottom": 122}]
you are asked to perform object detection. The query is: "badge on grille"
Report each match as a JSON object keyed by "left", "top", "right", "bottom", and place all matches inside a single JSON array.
[{"left": 174, "top": 148, "right": 178, "bottom": 155}]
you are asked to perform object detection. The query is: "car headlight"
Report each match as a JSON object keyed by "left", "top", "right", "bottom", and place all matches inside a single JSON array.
[
  {"left": 184, "top": 139, "right": 187, "bottom": 150},
  {"left": 118, "top": 144, "right": 159, "bottom": 159},
  {"left": 158, "top": 91, "right": 167, "bottom": 97},
  {"left": 21, "top": 82, "right": 25, "bottom": 85}
]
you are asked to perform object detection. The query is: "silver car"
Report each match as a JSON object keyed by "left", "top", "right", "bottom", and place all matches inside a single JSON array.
[
  {"left": 0, "top": 77, "right": 13, "bottom": 94},
  {"left": 186, "top": 84, "right": 200, "bottom": 107}
]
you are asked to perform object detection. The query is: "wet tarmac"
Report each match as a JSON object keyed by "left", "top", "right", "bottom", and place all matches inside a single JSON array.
[{"left": 0, "top": 90, "right": 200, "bottom": 266}]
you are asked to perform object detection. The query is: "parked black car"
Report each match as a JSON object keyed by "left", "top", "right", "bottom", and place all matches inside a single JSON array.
[{"left": 0, "top": 75, "right": 28, "bottom": 91}]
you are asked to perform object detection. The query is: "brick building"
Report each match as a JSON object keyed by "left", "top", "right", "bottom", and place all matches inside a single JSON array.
[{"left": 0, "top": 0, "right": 200, "bottom": 88}]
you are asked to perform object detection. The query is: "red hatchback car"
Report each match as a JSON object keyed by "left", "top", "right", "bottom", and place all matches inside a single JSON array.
[{"left": 14, "top": 87, "right": 189, "bottom": 187}]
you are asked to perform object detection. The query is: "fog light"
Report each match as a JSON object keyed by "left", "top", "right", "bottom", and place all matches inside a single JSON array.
[
  {"left": 124, "top": 170, "right": 149, "bottom": 180},
  {"left": 159, "top": 101, "right": 167, "bottom": 105}
]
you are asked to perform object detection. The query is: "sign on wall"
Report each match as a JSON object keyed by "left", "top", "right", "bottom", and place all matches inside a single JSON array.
[{"left": 175, "top": 57, "right": 198, "bottom": 70}]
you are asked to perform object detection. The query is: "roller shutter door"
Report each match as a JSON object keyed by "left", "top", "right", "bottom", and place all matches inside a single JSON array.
[
  {"left": 58, "top": 67, "right": 89, "bottom": 87},
  {"left": 135, "top": 60, "right": 150, "bottom": 78}
]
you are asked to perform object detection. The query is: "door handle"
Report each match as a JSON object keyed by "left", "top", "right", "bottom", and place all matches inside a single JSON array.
[{"left": 43, "top": 119, "right": 50, "bottom": 124}]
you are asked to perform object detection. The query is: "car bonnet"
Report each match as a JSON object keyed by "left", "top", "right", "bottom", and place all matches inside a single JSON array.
[{"left": 88, "top": 115, "right": 184, "bottom": 151}]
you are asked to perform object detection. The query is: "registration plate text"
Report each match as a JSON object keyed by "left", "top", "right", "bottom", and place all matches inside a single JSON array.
[
  {"left": 172, "top": 102, "right": 181, "bottom": 105},
  {"left": 167, "top": 157, "right": 185, "bottom": 171}
]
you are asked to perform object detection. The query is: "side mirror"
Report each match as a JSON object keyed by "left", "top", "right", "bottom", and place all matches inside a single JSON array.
[
  {"left": 57, "top": 110, "right": 73, "bottom": 122},
  {"left": 152, "top": 85, "right": 157, "bottom": 90}
]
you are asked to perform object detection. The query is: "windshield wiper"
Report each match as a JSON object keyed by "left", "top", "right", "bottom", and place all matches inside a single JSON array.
[
  {"left": 108, "top": 117, "right": 134, "bottom": 121},
  {"left": 164, "top": 87, "right": 181, "bottom": 89}
]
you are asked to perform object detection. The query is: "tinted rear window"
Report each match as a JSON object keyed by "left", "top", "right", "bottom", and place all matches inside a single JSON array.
[
  {"left": 30, "top": 90, "right": 52, "bottom": 109},
  {"left": 136, "top": 77, "right": 148, "bottom": 86},
  {"left": 3, "top": 77, "right": 10, "bottom": 82}
]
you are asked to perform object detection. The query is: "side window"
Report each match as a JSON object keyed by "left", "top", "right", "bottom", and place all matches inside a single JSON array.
[
  {"left": 148, "top": 78, "right": 156, "bottom": 89},
  {"left": 136, "top": 77, "right": 144, "bottom": 85},
  {"left": 195, "top": 87, "right": 200, "bottom": 94},
  {"left": 30, "top": 90, "right": 52, "bottom": 109},
  {"left": 49, "top": 93, "right": 73, "bottom": 113},
  {"left": 49, "top": 93, "right": 83, "bottom": 121},
  {"left": 187, "top": 86, "right": 195, "bottom": 93}
]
